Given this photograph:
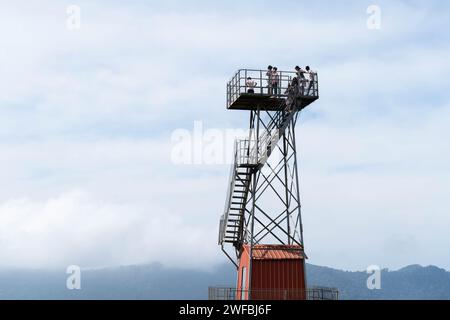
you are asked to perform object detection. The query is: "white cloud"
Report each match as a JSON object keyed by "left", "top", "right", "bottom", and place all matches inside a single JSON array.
[
  {"left": 297, "top": 100, "right": 450, "bottom": 270},
  {"left": 0, "top": 190, "right": 222, "bottom": 269},
  {"left": 0, "top": 0, "right": 449, "bottom": 272}
]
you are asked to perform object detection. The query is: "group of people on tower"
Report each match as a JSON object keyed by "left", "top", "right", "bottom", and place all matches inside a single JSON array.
[
  {"left": 245, "top": 65, "right": 317, "bottom": 98},
  {"left": 265, "top": 65, "right": 280, "bottom": 95},
  {"left": 292, "top": 65, "right": 317, "bottom": 96}
]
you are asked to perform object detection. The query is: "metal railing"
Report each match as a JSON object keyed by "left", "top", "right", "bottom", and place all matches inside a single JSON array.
[
  {"left": 219, "top": 139, "right": 254, "bottom": 245},
  {"left": 209, "top": 287, "right": 339, "bottom": 300},
  {"left": 235, "top": 139, "right": 256, "bottom": 166},
  {"left": 234, "top": 107, "right": 292, "bottom": 168},
  {"left": 219, "top": 142, "right": 240, "bottom": 245},
  {"left": 233, "top": 135, "right": 279, "bottom": 167},
  {"left": 227, "top": 68, "right": 319, "bottom": 108}
]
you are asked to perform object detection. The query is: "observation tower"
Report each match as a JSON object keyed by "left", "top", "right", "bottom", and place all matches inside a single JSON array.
[{"left": 209, "top": 68, "right": 338, "bottom": 300}]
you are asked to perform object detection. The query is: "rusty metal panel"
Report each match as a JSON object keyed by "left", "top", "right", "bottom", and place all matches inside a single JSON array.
[
  {"left": 251, "top": 259, "right": 305, "bottom": 289},
  {"left": 251, "top": 259, "right": 305, "bottom": 300},
  {"left": 236, "top": 244, "right": 306, "bottom": 300},
  {"left": 251, "top": 244, "right": 304, "bottom": 260}
]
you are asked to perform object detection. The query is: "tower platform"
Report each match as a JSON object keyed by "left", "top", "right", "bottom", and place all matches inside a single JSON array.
[{"left": 226, "top": 68, "right": 319, "bottom": 111}]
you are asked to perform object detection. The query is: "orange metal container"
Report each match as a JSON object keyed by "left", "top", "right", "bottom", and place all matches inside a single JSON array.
[{"left": 236, "top": 244, "right": 306, "bottom": 300}]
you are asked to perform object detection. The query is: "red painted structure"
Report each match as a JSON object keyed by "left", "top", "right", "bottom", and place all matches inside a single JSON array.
[{"left": 236, "top": 244, "right": 306, "bottom": 300}]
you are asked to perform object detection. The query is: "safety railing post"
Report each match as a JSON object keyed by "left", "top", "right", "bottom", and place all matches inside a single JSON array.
[
  {"left": 279, "top": 71, "right": 283, "bottom": 96},
  {"left": 244, "top": 69, "right": 247, "bottom": 94},
  {"left": 259, "top": 70, "right": 262, "bottom": 94}
]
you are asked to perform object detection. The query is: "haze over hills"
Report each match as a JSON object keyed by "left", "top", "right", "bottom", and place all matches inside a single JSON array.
[{"left": 0, "top": 263, "right": 449, "bottom": 300}]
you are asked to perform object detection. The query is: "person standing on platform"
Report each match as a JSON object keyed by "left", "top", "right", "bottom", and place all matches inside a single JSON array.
[
  {"left": 295, "top": 66, "right": 306, "bottom": 95},
  {"left": 305, "top": 66, "right": 317, "bottom": 96},
  {"left": 272, "top": 67, "right": 280, "bottom": 95},
  {"left": 246, "top": 77, "right": 257, "bottom": 93},
  {"left": 286, "top": 77, "right": 299, "bottom": 112},
  {"left": 266, "top": 65, "right": 273, "bottom": 94}
]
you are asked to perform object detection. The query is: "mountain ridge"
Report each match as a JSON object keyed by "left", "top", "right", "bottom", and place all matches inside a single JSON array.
[{"left": 0, "top": 263, "right": 448, "bottom": 300}]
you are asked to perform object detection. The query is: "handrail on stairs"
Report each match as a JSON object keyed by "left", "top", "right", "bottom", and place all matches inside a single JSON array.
[{"left": 219, "top": 140, "right": 240, "bottom": 245}]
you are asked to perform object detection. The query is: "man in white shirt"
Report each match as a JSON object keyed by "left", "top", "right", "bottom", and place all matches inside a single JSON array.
[
  {"left": 295, "top": 66, "right": 306, "bottom": 95},
  {"left": 271, "top": 67, "right": 280, "bottom": 95},
  {"left": 305, "top": 66, "right": 317, "bottom": 96},
  {"left": 246, "top": 77, "right": 257, "bottom": 93}
]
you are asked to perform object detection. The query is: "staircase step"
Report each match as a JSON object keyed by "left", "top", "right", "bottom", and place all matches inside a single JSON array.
[{"left": 238, "top": 164, "right": 257, "bottom": 168}]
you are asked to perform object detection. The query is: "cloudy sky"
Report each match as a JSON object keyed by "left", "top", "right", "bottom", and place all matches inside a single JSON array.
[{"left": 0, "top": 0, "right": 449, "bottom": 272}]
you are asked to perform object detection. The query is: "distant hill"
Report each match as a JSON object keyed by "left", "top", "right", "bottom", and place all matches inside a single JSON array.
[
  {"left": 306, "top": 264, "right": 450, "bottom": 300},
  {"left": 0, "top": 263, "right": 449, "bottom": 300}
]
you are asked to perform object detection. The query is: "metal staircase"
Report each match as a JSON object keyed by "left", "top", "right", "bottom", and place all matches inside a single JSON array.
[
  {"left": 219, "top": 159, "right": 252, "bottom": 247},
  {"left": 219, "top": 96, "right": 308, "bottom": 250}
]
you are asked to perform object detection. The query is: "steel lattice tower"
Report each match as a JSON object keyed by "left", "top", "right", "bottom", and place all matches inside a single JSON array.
[{"left": 216, "top": 68, "right": 320, "bottom": 300}]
